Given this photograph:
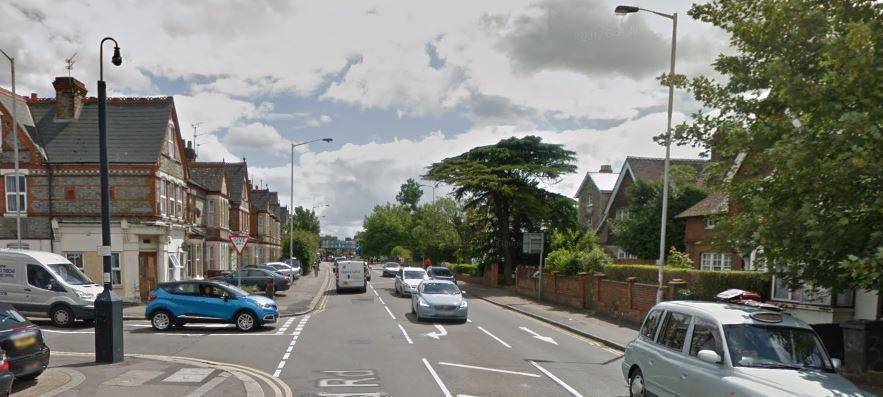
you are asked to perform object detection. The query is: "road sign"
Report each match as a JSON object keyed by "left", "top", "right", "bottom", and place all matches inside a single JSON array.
[
  {"left": 229, "top": 234, "right": 250, "bottom": 255},
  {"left": 522, "top": 233, "right": 544, "bottom": 254}
]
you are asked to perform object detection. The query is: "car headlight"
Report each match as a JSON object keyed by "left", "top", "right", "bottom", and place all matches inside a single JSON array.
[
  {"left": 76, "top": 291, "right": 95, "bottom": 301},
  {"left": 255, "top": 302, "right": 273, "bottom": 308},
  {"left": 459, "top": 300, "right": 468, "bottom": 308},
  {"left": 418, "top": 299, "right": 431, "bottom": 307}
]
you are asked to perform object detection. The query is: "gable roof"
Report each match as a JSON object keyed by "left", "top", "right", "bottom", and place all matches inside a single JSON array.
[
  {"left": 574, "top": 171, "right": 619, "bottom": 197},
  {"left": 189, "top": 163, "right": 227, "bottom": 193},
  {"left": 675, "top": 192, "right": 727, "bottom": 218},
  {"left": 0, "top": 89, "right": 45, "bottom": 159},
  {"left": 223, "top": 162, "right": 249, "bottom": 204},
  {"left": 27, "top": 97, "right": 173, "bottom": 163}
]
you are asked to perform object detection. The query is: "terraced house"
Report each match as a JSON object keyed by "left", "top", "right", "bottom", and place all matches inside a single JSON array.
[{"left": 0, "top": 76, "right": 283, "bottom": 301}]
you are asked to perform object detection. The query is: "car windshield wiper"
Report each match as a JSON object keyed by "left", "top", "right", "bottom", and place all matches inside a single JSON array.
[{"left": 742, "top": 362, "right": 803, "bottom": 370}]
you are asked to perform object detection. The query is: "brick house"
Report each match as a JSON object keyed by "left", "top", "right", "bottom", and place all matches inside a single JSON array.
[
  {"left": 0, "top": 77, "right": 193, "bottom": 301},
  {"left": 674, "top": 192, "right": 745, "bottom": 271},
  {"left": 223, "top": 162, "right": 254, "bottom": 266},
  {"left": 595, "top": 156, "right": 708, "bottom": 259},
  {"left": 573, "top": 164, "right": 618, "bottom": 231},
  {"left": 249, "top": 188, "right": 282, "bottom": 264},
  {"left": 188, "top": 162, "right": 234, "bottom": 273}
]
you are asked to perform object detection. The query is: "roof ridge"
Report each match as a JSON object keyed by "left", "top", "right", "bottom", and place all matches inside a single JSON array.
[
  {"left": 626, "top": 155, "right": 708, "bottom": 163},
  {"left": 0, "top": 87, "right": 30, "bottom": 101}
]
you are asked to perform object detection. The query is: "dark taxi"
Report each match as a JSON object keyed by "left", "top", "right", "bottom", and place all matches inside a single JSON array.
[{"left": 0, "top": 304, "right": 50, "bottom": 381}]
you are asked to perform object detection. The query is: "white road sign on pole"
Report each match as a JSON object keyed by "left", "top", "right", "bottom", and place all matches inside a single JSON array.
[{"left": 229, "top": 234, "right": 249, "bottom": 255}]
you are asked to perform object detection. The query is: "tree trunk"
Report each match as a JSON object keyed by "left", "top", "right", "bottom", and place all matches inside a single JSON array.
[{"left": 494, "top": 198, "right": 513, "bottom": 286}]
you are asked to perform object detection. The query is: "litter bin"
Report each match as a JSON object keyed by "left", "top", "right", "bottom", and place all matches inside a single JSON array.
[{"left": 840, "top": 320, "right": 883, "bottom": 372}]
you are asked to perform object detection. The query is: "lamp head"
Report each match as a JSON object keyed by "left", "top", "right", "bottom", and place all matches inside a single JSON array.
[
  {"left": 111, "top": 46, "right": 122, "bottom": 66},
  {"left": 322, "top": 138, "right": 333, "bottom": 142},
  {"left": 614, "top": 5, "right": 640, "bottom": 15}
]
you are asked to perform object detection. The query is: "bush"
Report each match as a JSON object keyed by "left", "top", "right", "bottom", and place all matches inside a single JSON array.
[
  {"left": 666, "top": 247, "right": 693, "bottom": 269},
  {"left": 600, "top": 264, "right": 772, "bottom": 301},
  {"left": 449, "top": 263, "right": 479, "bottom": 276},
  {"left": 545, "top": 248, "right": 612, "bottom": 276}
]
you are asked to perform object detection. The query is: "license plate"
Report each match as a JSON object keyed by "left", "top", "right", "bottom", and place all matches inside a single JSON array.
[{"left": 13, "top": 336, "right": 36, "bottom": 348}]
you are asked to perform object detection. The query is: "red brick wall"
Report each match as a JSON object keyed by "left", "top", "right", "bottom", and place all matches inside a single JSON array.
[{"left": 683, "top": 216, "right": 745, "bottom": 270}]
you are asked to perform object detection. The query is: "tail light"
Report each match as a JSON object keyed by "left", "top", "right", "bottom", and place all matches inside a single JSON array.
[
  {"left": 147, "top": 293, "right": 156, "bottom": 302},
  {"left": 0, "top": 352, "right": 8, "bottom": 373},
  {"left": 283, "top": 277, "right": 290, "bottom": 284}
]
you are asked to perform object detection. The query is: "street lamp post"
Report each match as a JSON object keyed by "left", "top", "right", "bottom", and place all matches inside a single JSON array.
[
  {"left": 0, "top": 48, "right": 22, "bottom": 249},
  {"left": 419, "top": 182, "right": 439, "bottom": 202},
  {"left": 289, "top": 138, "right": 333, "bottom": 261},
  {"left": 95, "top": 37, "right": 124, "bottom": 363},
  {"left": 615, "top": 5, "right": 677, "bottom": 303}
]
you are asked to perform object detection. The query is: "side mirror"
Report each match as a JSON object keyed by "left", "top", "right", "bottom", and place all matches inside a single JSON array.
[
  {"left": 831, "top": 358, "right": 842, "bottom": 369},
  {"left": 697, "top": 350, "right": 722, "bottom": 364},
  {"left": 461, "top": 291, "right": 467, "bottom": 296},
  {"left": 222, "top": 294, "right": 229, "bottom": 302}
]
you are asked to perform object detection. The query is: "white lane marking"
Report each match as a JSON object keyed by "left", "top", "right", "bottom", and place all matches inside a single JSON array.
[
  {"left": 422, "top": 358, "right": 452, "bottom": 397},
  {"left": 425, "top": 324, "right": 447, "bottom": 340},
  {"left": 185, "top": 372, "right": 230, "bottom": 397},
  {"left": 229, "top": 369, "right": 266, "bottom": 397},
  {"left": 466, "top": 319, "right": 472, "bottom": 323},
  {"left": 519, "top": 326, "right": 558, "bottom": 345},
  {"left": 529, "top": 360, "right": 584, "bottom": 397},
  {"left": 397, "top": 324, "right": 413, "bottom": 344},
  {"left": 477, "top": 326, "right": 511, "bottom": 348},
  {"left": 163, "top": 368, "right": 215, "bottom": 382},
  {"left": 378, "top": 296, "right": 386, "bottom": 305},
  {"left": 437, "top": 362, "right": 540, "bottom": 378},
  {"left": 282, "top": 352, "right": 290, "bottom": 360},
  {"left": 277, "top": 361, "right": 286, "bottom": 369},
  {"left": 103, "top": 370, "right": 165, "bottom": 386},
  {"left": 273, "top": 315, "right": 310, "bottom": 378},
  {"left": 373, "top": 289, "right": 379, "bottom": 297},
  {"left": 384, "top": 306, "right": 396, "bottom": 320},
  {"left": 286, "top": 346, "right": 293, "bottom": 353},
  {"left": 272, "top": 369, "right": 281, "bottom": 378}
]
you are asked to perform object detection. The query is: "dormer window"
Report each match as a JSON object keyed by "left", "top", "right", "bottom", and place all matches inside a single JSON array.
[
  {"left": 705, "top": 217, "right": 716, "bottom": 229},
  {"left": 167, "top": 122, "right": 177, "bottom": 160}
]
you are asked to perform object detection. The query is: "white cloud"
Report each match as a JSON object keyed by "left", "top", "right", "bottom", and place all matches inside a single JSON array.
[{"left": 222, "top": 122, "right": 290, "bottom": 155}]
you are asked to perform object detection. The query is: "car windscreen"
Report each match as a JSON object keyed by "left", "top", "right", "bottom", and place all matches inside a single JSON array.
[
  {"left": 47, "top": 262, "right": 94, "bottom": 285},
  {"left": 431, "top": 268, "right": 452, "bottom": 277},
  {"left": 0, "top": 306, "right": 28, "bottom": 328},
  {"left": 724, "top": 324, "right": 833, "bottom": 371},
  {"left": 404, "top": 270, "right": 426, "bottom": 279},
  {"left": 422, "top": 283, "right": 460, "bottom": 295}
]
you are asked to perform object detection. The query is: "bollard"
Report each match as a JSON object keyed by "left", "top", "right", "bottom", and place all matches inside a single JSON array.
[{"left": 266, "top": 277, "right": 275, "bottom": 298}]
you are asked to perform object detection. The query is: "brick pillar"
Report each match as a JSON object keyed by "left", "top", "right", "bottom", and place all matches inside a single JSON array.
[
  {"left": 578, "top": 272, "right": 589, "bottom": 308},
  {"left": 626, "top": 276, "right": 637, "bottom": 310},
  {"left": 593, "top": 272, "right": 606, "bottom": 304},
  {"left": 551, "top": 271, "right": 559, "bottom": 300},
  {"left": 668, "top": 279, "right": 687, "bottom": 300}
]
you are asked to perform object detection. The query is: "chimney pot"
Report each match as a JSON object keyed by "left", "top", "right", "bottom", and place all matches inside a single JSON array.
[
  {"left": 599, "top": 164, "right": 613, "bottom": 173},
  {"left": 29, "top": 93, "right": 37, "bottom": 102},
  {"left": 52, "top": 77, "right": 88, "bottom": 120}
]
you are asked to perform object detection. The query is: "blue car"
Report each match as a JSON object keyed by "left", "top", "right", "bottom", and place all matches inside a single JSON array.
[{"left": 145, "top": 281, "right": 278, "bottom": 332}]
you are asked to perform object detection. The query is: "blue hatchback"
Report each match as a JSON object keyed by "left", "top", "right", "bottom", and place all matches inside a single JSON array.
[{"left": 145, "top": 281, "right": 278, "bottom": 332}]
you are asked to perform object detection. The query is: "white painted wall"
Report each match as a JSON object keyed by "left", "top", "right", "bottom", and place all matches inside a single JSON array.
[{"left": 854, "top": 290, "right": 881, "bottom": 320}]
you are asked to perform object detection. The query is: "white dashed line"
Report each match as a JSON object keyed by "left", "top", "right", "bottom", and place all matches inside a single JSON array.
[
  {"left": 477, "top": 326, "right": 512, "bottom": 349},
  {"left": 373, "top": 289, "right": 379, "bottom": 296},
  {"left": 273, "top": 315, "right": 311, "bottom": 378},
  {"left": 384, "top": 306, "right": 396, "bottom": 320},
  {"left": 529, "top": 360, "right": 584, "bottom": 397},
  {"left": 378, "top": 297, "right": 386, "bottom": 305},
  {"left": 422, "top": 358, "right": 452, "bottom": 397},
  {"left": 397, "top": 324, "right": 413, "bottom": 344}
]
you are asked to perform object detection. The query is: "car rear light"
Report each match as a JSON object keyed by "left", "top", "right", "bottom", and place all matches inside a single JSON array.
[
  {"left": 0, "top": 353, "right": 8, "bottom": 373},
  {"left": 283, "top": 277, "right": 290, "bottom": 284},
  {"left": 147, "top": 293, "right": 156, "bottom": 302}
]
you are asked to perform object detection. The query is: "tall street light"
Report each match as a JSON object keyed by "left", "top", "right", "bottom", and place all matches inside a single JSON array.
[
  {"left": 0, "top": 48, "right": 22, "bottom": 248},
  {"left": 289, "top": 138, "right": 333, "bottom": 261},
  {"left": 95, "top": 37, "right": 124, "bottom": 363},
  {"left": 615, "top": 5, "right": 677, "bottom": 303},
  {"left": 419, "top": 182, "right": 440, "bottom": 202}
]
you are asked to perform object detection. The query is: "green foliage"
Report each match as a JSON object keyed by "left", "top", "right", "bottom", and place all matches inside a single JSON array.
[
  {"left": 390, "top": 245, "right": 413, "bottom": 263},
  {"left": 609, "top": 169, "right": 707, "bottom": 259},
  {"left": 670, "top": 1, "right": 883, "bottom": 291},
  {"left": 395, "top": 178, "right": 424, "bottom": 211},
  {"left": 411, "top": 198, "right": 461, "bottom": 263},
  {"left": 600, "top": 264, "right": 771, "bottom": 301},
  {"left": 545, "top": 247, "right": 611, "bottom": 276},
  {"left": 360, "top": 204, "right": 413, "bottom": 258},
  {"left": 666, "top": 247, "right": 694, "bottom": 269},
  {"left": 449, "top": 263, "right": 479, "bottom": 276},
  {"left": 289, "top": 230, "right": 320, "bottom": 271},
  {"left": 549, "top": 228, "right": 598, "bottom": 252},
  {"left": 424, "top": 136, "right": 578, "bottom": 282},
  {"left": 290, "top": 206, "right": 321, "bottom": 235}
]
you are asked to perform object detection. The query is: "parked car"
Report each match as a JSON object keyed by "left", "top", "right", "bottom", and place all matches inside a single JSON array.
[
  {"left": 335, "top": 261, "right": 367, "bottom": 293},
  {"left": 0, "top": 249, "right": 102, "bottom": 327},
  {"left": 0, "top": 350, "right": 11, "bottom": 397},
  {"left": 261, "top": 262, "right": 300, "bottom": 280},
  {"left": 0, "top": 304, "right": 50, "bottom": 381},
  {"left": 622, "top": 300, "right": 870, "bottom": 397},
  {"left": 214, "top": 268, "right": 291, "bottom": 292},
  {"left": 426, "top": 266, "right": 455, "bottom": 282},
  {"left": 146, "top": 281, "right": 278, "bottom": 332},
  {"left": 394, "top": 267, "right": 427, "bottom": 296},
  {"left": 411, "top": 280, "right": 467, "bottom": 322},
  {"left": 382, "top": 262, "right": 401, "bottom": 277},
  {"left": 363, "top": 261, "right": 371, "bottom": 282},
  {"left": 283, "top": 259, "right": 303, "bottom": 279}
]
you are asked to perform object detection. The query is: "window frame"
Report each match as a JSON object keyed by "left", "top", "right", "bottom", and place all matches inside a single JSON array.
[
  {"left": 5, "top": 174, "right": 27, "bottom": 213},
  {"left": 655, "top": 311, "right": 692, "bottom": 353},
  {"left": 640, "top": 309, "right": 663, "bottom": 341},
  {"left": 176, "top": 184, "right": 183, "bottom": 218},
  {"left": 65, "top": 252, "right": 85, "bottom": 271},
  {"left": 704, "top": 217, "right": 716, "bottom": 229},
  {"left": 167, "top": 122, "right": 177, "bottom": 160},
  {"left": 110, "top": 253, "right": 122, "bottom": 287},
  {"left": 700, "top": 252, "right": 732, "bottom": 271},
  {"left": 687, "top": 316, "right": 724, "bottom": 360},
  {"left": 159, "top": 178, "right": 167, "bottom": 216}
]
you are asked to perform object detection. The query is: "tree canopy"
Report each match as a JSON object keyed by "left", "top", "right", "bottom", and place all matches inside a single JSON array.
[
  {"left": 672, "top": 0, "right": 883, "bottom": 290},
  {"left": 395, "top": 178, "right": 423, "bottom": 211},
  {"left": 424, "top": 135, "right": 577, "bottom": 283},
  {"left": 290, "top": 206, "right": 321, "bottom": 235}
]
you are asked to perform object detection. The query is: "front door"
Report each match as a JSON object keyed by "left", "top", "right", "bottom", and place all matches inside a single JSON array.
[{"left": 138, "top": 253, "right": 157, "bottom": 301}]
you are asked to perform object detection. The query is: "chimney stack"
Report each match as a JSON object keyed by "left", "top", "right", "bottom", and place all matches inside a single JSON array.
[
  {"left": 599, "top": 164, "right": 613, "bottom": 173},
  {"left": 183, "top": 140, "right": 197, "bottom": 162},
  {"left": 52, "top": 77, "right": 88, "bottom": 120}
]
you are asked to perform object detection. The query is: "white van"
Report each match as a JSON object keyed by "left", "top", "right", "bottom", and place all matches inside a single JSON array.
[
  {"left": 0, "top": 249, "right": 103, "bottom": 327},
  {"left": 335, "top": 260, "right": 367, "bottom": 293}
]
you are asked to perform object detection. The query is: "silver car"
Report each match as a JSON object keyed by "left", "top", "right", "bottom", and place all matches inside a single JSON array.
[
  {"left": 263, "top": 262, "right": 299, "bottom": 280},
  {"left": 394, "top": 267, "right": 426, "bottom": 296},
  {"left": 410, "top": 280, "right": 467, "bottom": 322},
  {"left": 622, "top": 301, "right": 872, "bottom": 397}
]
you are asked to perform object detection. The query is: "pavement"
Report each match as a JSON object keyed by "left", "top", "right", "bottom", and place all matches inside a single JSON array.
[
  {"left": 456, "top": 279, "right": 639, "bottom": 351},
  {"left": 121, "top": 262, "right": 332, "bottom": 320}
]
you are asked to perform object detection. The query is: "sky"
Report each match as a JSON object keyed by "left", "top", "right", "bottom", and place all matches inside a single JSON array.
[{"left": 0, "top": 0, "right": 732, "bottom": 238}]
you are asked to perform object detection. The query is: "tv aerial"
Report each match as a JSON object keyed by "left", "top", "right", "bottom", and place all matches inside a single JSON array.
[{"left": 65, "top": 52, "right": 78, "bottom": 76}]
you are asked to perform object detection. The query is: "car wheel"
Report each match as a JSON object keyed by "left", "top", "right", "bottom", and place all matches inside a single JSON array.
[
  {"left": 17, "top": 369, "right": 44, "bottom": 381},
  {"left": 235, "top": 311, "right": 257, "bottom": 332},
  {"left": 50, "top": 305, "right": 75, "bottom": 328},
  {"left": 151, "top": 310, "right": 173, "bottom": 331},
  {"left": 629, "top": 368, "right": 646, "bottom": 397}
]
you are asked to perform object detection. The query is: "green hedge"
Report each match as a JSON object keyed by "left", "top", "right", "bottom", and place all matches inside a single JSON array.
[
  {"left": 600, "top": 264, "right": 772, "bottom": 301},
  {"left": 449, "top": 263, "right": 479, "bottom": 276}
]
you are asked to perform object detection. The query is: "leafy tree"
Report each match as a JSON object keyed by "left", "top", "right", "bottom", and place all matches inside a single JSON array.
[
  {"left": 359, "top": 204, "right": 413, "bottom": 258},
  {"left": 411, "top": 198, "right": 462, "bottom": 263},
  {"left": 610, "top": 166, "right": 707, "bottom": 260},
  {"left": 390, "top": 245, "right": 413, "bottom": 264},
  {"left": 290, "top": 206, "right": 321, "bottom": 235},
  {"left": 288, "top": 230, "right": 320, "bottom": 271},
  {"left": 425, "top": 136, "right": 577, "bottom": 283},
  {"left": 669, "top": 0, "right": 883, "bottom": 290},
  {"left": 395, "top": 178, "right": 424, "bottom": 211}
]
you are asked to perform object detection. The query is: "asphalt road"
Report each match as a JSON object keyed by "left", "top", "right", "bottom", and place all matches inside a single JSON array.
[{"left": 38, "top": 264, "right": 628, "bottom": 396}]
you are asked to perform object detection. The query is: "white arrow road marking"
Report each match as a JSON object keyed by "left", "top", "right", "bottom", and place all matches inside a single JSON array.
[
  {"left": 425, "top": 324, "right": 447, "bottom": 340},
  {"left": 519, "top": 326, "right": 558, "bottom": 345}
]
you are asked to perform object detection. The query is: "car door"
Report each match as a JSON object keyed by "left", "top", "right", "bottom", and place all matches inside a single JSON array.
[
  {"left": 165, "top": 283, "right": 203, "bottom": 317},
  {"left": 25, "top": 264, "right": 59, "bottom": 315},
  {"left": 680, "top": 316, "right": 727, "bottom": 396},
  {"left": 649, "top": 310, "right": 693, "bottom": 397},
  {"left": 0, "top": 261, "right": 30, "bottom": 312},
  {"left": 198, "top": 283, "right": 237, "bottom": 320}
]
